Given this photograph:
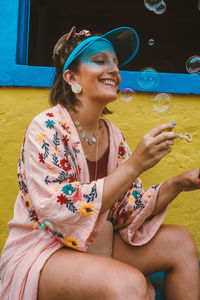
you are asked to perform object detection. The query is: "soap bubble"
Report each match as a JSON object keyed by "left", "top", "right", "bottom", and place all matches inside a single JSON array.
[
  {"left": 154, "top": 1, "right": 167, "bottom": 14},
  {"left": 33, "top": 218, "right": 55, "bottom": 239},
  {"left": 186, "top": 56, "right": 200, "bottom": 75},
  {"left": 198, "top": 1, "right": 200, "bottom": 10},
  {"left": 144, "top": 0, "right": 160, "bottom": 11},
  {"left": 148, "top": 39, "right": 155, "bottom": 46},
  {"left": 144, "top": 0, "right": 166, "bottom": 14},
  {"left": 119, "top": 88, "right": 135, "bottom": 102},
  {"left": 137, "top": 67, "right": 159, "bottom": 90},
  {"left": 150, "top": 93, "right": 174, "bottom": 115}
]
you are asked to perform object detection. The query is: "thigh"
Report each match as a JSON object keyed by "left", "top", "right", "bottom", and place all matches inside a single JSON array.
[
  {"left": 113, "top": 224, "right": 199, "bottom": 275},
  {"left": 38, "top": 247, "right": 149, "bottom": 300}
]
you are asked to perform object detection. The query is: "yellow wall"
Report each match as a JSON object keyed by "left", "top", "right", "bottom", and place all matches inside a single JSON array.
[{"left": 1, "top": 87, "right": 200, "bottom": 255}]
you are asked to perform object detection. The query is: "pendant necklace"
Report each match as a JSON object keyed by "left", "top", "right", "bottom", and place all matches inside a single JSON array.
[
  {"left": 74, "top": 120, "right": 99, "bottom": 145},
  {"left": 74, "top": 118, "right": 99, "bottom": 181}
]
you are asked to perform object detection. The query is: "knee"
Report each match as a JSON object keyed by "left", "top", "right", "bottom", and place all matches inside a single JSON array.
[
  {"left": 177, "top": 226, "right": 198, "bottom": 256},
  {"left": 168, "top": 225, "right": 199, "bottom": 261},
  {"left": 108, "top": 269, "right": 150, "bottom": 300},
  {"left": 125, "top": 272, "right": 150, "bottom": 300}
]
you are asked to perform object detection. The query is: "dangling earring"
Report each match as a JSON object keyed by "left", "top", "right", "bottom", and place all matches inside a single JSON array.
[{"left": 71, "top": 83, "right": 82, "bottom": 94}]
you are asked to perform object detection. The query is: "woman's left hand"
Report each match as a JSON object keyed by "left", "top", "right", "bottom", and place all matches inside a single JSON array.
[
  {"left": 151, "top": 168, "right": 200, "bottom": 216},
  {"left": 175, "top": 168, "right": 200, "bottom": 192}
]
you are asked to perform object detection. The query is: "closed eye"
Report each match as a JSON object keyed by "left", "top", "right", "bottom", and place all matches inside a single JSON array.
[{"left": 94, "top": 60, "right": 104, "bottom": 64}]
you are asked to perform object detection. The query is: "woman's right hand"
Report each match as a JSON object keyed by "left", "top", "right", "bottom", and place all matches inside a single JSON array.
[{"left": 129, "top": 123, "right": 177, "bottom": 175}]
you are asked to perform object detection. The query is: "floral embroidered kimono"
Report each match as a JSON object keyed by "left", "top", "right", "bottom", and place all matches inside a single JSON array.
[{"left": 0, "top": 104, "right": 167, "bottom": 300}]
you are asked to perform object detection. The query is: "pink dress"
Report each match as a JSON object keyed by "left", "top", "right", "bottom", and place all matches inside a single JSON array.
[{"left": 0, "top": 104, "right": 167, "bottom": 299}]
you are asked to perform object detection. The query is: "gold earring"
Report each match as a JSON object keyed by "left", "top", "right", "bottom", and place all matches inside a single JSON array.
[{"left": 71, "top": 83, "right": 82, "bottom": 94}]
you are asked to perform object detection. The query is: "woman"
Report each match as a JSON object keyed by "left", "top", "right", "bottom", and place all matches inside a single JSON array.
[{"left": 0, "top": 26, "right": 199, "bottom": 300}]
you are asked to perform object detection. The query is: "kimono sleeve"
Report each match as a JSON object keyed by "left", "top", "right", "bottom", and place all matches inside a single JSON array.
[
  {"left": 18, "top": 113, "right": 104, "bottom": 252},
  {"left": 107, "top": 131, "right": 167, "bottom": 246}
]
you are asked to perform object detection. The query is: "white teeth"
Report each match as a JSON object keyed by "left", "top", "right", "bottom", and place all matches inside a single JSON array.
[{"left": 102, "top": 80, "right": 116, "bottom": 86}]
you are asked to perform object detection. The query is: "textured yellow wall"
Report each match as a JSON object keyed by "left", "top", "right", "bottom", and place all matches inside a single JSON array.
[{"left": 0, "top": 87, "right": 200, "bottom": 256}]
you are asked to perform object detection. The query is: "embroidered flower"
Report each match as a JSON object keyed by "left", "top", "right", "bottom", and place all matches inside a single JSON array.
[
  {"left": 131, "top": 189, "right": 142, "bottom": 200},
  {"left": 118, "top": 144, "right": 126, "bottom": 159},
  {"left": 37, "top": 132, "right": 45, "bottom": 143},
  {"left": 57, "top": 193, "right": 68, "bottom": 205},
  {"left": 128, "top": 195, "right": 135, "bottom": 204},
  {"left": 68, "top": 174, "right": 76, "bottom": 182},
  {"left": 60, "top": 121, "right": 73, "bottom": 134},
  {"left": 62, "top": 135, "right": 69, "bottom": 146},
  {"left": 60, "top": 158, "right": 71, "bottom": 171},
  {"left": 39, "top": 153, "right": 45, "bottom": 163},
  {"left": 73, "top": 189, "right": 82, "bottom": 203},
  {"left": 72, "top": 182, "right": 80, "bottom": 189},
  {"left": 143, "top": 191, "right": 152, "bottom": 203},
  {"left": 62, "top": 184, "right": 74, "bottom": 196},
  {"left": 46, "top": 112, "right": 54, "bottom": 117},
  {"left": 78, "top": 202, "right": 94, "bottom": 216},
  {"left": 45, "top": 119, "right": 55, "bottom": 129},
  {"left": 25, "top": 195, "right": 31, "bottom": 208},
  {"left": 65, "top": 236, "right": 79, "bottom": 249}
]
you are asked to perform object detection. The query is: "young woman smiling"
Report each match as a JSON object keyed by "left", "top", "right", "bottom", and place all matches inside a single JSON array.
[{"left": 0, "top": 26, "right": 199, "bottom": 300}]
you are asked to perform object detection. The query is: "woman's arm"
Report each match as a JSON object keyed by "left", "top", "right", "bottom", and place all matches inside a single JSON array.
[
  {"left": 151, "top": 168, "right": 200, "bottom": 216},
  {"left": 100, "top": 122, "right": 177, "bottom": 214}
]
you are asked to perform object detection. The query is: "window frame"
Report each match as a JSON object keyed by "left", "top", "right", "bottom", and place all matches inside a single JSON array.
[{"left": 0, "top": 0, "right": 199, "bottom": 95}]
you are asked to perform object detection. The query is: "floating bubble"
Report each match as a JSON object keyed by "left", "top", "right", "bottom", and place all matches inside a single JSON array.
[
  {"left": 137, "top": 67, "right": 159, "bottom": 90},
  {"left": 33, "top": 218, "right": 55, "bottom": 239},
  {"left": 186, "top": 56, "right": 200, "bottom": 75},
  {"left": 154, "top": 1, "right": 167, "bottom": 14},
  {"left": 148, "top": 39, "right": 155, "bottom": 46},
  {"left": 198, "top": 1, "right": 200, "bottom": 10},
  {"left": 144, "top": 0, "right": 161, "bottom": 11},
  {"left": 150, "top": 93, "right": 174, "bottom": 115},
  {"left": 119, "top": 88, "right": 135, "bottom": 102}
]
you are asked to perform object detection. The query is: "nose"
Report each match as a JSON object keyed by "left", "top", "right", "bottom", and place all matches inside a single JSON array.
[{"left": 107, "top": 61, "right": 119, "bottom": 74}]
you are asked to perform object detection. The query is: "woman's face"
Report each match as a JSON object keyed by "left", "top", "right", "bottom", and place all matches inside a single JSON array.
[{"left": 76, "top": 40, "right": 121, "bottom": 104}]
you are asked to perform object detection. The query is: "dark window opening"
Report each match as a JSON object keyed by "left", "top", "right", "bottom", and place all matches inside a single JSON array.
[{"left": 28, "top": 0, "right": 200, "bottom": 74}]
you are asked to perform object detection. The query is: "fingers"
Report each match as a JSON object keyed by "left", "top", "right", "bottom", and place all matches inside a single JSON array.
[
  {"left": 149, "top": 123, "right": 176, "bottom": 137},
  {"left": 155, "top": 131, "right": 177, "bottom": 145},
  {"left": 156, "top": 139, "right": 174, "bottom": 151}
]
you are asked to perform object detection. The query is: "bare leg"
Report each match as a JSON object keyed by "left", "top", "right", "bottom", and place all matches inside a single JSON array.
[
  {"left": 113, "top": 224, "right": 200, "bottom": 300},
  {"left": 38, "top": 247, "right": 151, "bottom": 300}
]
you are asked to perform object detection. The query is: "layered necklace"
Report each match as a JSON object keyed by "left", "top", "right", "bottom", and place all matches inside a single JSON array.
[
  {"left": 74, "top": 119, "right": 100, "bottom": 180},
  {"left": 74, "top": 120, "right": 99, "bottom": 145}
]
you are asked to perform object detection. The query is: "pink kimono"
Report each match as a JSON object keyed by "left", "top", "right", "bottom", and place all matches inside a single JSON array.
[{"left": 0, "top": 104, "right": 167, "bottom": 299}]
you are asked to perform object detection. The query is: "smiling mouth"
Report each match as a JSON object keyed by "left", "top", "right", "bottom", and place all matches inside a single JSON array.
[{"left": 100, "top": 79, "right": 117, "bottom": 87}]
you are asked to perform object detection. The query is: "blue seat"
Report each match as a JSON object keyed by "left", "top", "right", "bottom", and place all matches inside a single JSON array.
[{"left": 148, "top": 271, "right": 165, "bottom": 300}]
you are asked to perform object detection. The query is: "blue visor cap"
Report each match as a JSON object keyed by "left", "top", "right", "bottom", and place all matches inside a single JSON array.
[{"left": 63, "top": 26, "right": 140, "bottom": 73}]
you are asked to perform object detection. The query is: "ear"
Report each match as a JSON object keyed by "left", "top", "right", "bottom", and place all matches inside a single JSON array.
[{"left": 63, "top": 69, "right": 78, "bottom": 85}]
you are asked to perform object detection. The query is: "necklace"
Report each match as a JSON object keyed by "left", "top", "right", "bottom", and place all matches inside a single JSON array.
[
  {"left": 74, "top": 120, "right": 99, "bottom": 145},
  {"left": 86, "top": 132, "right": 99, "bottom": 181},
  {"left": 73, "top": 117, "right": 100, "bottom": 181}
]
